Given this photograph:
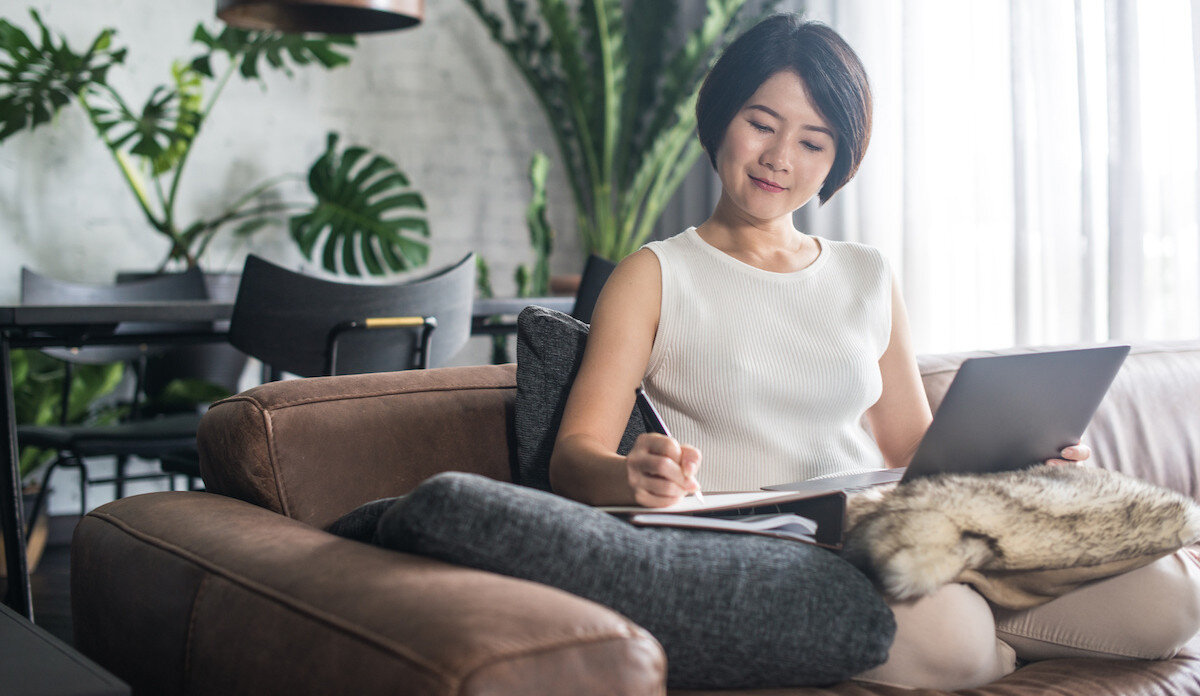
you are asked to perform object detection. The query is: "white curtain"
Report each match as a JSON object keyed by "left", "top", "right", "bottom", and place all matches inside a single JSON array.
[{"left": 660, "top": 0, "right": 1200, "bottom": 354}]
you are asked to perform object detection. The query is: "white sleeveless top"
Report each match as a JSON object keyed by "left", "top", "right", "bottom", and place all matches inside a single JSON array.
[{"left": 642, "top": 227, "right": 892, "bottom": 491}]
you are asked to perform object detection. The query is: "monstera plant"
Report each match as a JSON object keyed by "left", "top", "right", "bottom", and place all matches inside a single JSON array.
[
  {"left": 0, "top": 10, "right": 429, "bottom": 276},
  {"left": 462, "top": 0, "right": 777, "bottom": 261}
]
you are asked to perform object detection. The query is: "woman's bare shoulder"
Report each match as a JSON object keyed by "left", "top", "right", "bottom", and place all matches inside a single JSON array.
[
  {"left": 593, "top": 249, "right": 659, "bottom": 310},
  {"left": 616, "top": 247, "right": 662, "bottom": 277},
  {"left": 577, "top": 250, "right": 663, "bottom": 362}
]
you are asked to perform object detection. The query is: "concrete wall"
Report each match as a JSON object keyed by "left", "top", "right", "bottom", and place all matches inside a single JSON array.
[
  {"left": 1, "top": 0, "right": 596, "bottom": 513},
  {"left": 0, "top": 0, "right": 583, "bottom": 301}
]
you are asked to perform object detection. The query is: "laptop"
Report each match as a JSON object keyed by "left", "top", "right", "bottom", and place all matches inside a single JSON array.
[{"left": 764, "top": 344, "right": 1131, "bottom": 492}]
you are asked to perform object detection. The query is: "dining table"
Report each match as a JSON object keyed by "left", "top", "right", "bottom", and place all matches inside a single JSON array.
[{"left": 1, "top": 295, "right": 573, "bottom": 619}]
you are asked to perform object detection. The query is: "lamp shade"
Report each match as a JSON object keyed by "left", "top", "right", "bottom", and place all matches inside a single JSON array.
[{"left": 217, "top": 0, "right": 423, "bottom": 33}]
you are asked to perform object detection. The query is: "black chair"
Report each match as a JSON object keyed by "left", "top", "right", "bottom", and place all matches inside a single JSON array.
[
  {"left": 571, "top": 254, "right": 617, "bottom": 324},
  {"left": 115, "top": 272, "right": 247, "bottom": 493},
  {"left": 116, "top": 270, "right": 247, "bottom": 412},
  {"left": 17, "top": 267, "right": 212, "bottom": 533},
  {"left": 228, "top": 253, "right": 476, "bottom": 378},
  {"left": 159, "top": 254, "right": 477, "bottom": 484}
]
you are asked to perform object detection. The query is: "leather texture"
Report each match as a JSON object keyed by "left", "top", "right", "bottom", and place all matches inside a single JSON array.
[
  {"left": 73, "top": 492, "right": 664, "bottom": 696},
  {"left": 73, "top": 340, "right": 1200, "bottom": 695},
  {"left": 197, "top": 365, "right": 517, "bottom": 530}
]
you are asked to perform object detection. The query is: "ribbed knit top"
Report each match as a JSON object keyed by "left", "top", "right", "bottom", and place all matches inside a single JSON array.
[{"left": 642, "top": 227, "right": 892, "bottom": 492}]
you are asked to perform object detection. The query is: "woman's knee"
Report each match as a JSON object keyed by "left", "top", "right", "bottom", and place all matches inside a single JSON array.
[
  {"left": 1128, "top": 551, "right": 1200, "bottom": 658},
  {"left": 858, "top": 583, "right": 1016, "bottom": 690},
  {"left": 997, "top": 551, "right": 1200, "bottom": 661},
  {"left": 907, "top": 584, "right": 1015, "bottom": 685}
]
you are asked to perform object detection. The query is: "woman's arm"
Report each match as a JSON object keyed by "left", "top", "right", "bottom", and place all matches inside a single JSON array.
[
  {"left": 550, "top": 249, "right": 700, "bottom": 506},
  {"left": 866, "top": 273, "right": 933, "bottom": 468},
  {"left": 865, "top": 272, "right": 1091, "bottom": 468}
]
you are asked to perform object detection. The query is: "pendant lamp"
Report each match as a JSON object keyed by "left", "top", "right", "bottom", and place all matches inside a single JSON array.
[{"left": 217, "top": 0, "right": 423, "bottom": 34}]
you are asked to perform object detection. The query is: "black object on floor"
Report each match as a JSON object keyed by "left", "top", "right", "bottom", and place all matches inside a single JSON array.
[{"left": 0, "top": 599, "right": 129, "bottom": 695}]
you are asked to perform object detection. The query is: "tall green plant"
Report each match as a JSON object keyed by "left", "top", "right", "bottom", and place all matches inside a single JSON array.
[
  {"left": 462, "top": 0, "right": 775, "bottom": 261},
  {"left": 477, "top": 151, "right": 555, "bottom": 364},
  {"left": 0, "top": 11, "right": 429, "bottom": 275},
  {"left": 515, "top": 151, "right": 553, "bottom": 298}
]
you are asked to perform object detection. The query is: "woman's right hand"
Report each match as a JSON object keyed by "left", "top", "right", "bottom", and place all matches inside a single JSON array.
[{"left": 626, "top": 433, "right": 702, "bottom": 507}]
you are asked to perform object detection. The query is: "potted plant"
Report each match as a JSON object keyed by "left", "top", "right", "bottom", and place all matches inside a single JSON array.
[
  {"left": 461, "top": 0, "right": 779, "bottom": 262},
  {"left": 0, "top": 10, "right": 430, "bottom": 277}
]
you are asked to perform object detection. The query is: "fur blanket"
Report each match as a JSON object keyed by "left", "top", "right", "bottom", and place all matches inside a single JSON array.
[{"left": 842, "top": 465, "right": 1200, "bottom": 609}]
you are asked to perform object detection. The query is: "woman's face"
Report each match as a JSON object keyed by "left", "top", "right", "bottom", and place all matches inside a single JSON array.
[{"left": 714, "top": 70, "right": 838, "bottom": 225}]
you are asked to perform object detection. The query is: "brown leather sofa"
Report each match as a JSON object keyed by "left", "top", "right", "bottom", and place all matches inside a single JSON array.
[{"left": 71, "top": 340, "right": 1200, "bottom": 695}]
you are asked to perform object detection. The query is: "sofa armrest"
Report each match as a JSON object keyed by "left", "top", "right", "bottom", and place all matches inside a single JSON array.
[
  {"left": 72, "top": 492, "right": 666, "bottom": 696},
  {"left": 198, "top": 364, "right": 520, "bottom": 529}
]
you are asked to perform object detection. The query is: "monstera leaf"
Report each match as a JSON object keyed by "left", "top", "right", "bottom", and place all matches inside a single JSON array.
[
  {"left": 190, "top": 25, "right": 353, "bottom": 79},
  {"left": 91, "top": 77, "right": 202, "bottom": 172},
  {"left": 0, "top": 10, "right": 126, "bottom": 140},
  {"left": 289, "top": 132, "right": 429, "bottom": 276}
]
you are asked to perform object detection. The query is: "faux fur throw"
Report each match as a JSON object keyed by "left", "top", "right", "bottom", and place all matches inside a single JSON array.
[{"left": 842, "top": 465, "right": 1200, "bottom": 609}]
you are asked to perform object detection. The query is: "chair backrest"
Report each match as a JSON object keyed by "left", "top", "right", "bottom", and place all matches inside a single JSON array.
[
  {"left": 571, "top": 254, "right": 617, "bottom": 324},
  {"left": 228, "top": 253, "right": 476, "bottom": 378},
  {"left": 116, "top": 271, "right": 248, "bottom": 399},
  {"left": 20, "top": 267, "right": 211, "bottom": 365}
]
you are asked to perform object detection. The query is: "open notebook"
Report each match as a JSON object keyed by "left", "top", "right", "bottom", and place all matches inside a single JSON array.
[{"left": 601, "top": 489, "right": 848, "bottom": 549}]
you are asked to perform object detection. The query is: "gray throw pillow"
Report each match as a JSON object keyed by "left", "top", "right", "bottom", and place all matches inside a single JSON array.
[
  {"left": 514, "top": 305, "right": 645, "bottom": 490},
  {"left": 326, "top": 496, "right": 400, "bottom": 542},
  {"left": 373, "top": 471, "right": 896, "bottom": 690}
]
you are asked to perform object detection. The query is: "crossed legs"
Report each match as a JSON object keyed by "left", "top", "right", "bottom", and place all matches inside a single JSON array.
[{"left": 856, "top": 550, "right": 1200, "bottom": 691}]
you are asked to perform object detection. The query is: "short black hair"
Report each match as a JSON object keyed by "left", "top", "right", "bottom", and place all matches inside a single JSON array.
[{"left": 696, "top": 15, "right": 872, "bottom": 204}]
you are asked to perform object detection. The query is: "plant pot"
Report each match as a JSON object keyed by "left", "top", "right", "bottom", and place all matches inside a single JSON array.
[
  {"left": 549, "top": 273, "right": 582, "bottom": 297},
  {"left": 0, "top": 486, "right": 50, "bottom": 577}
]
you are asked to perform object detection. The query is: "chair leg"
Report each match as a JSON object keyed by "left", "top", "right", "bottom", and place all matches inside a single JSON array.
[
  {"left": 114, "top": 455, "right": 128, "bottom": 500},
  {"left": 77, "top": 457, "right": 87, "bottom": 517},
  {"left": 25, "top": 458, "right": 62, "bottom": 543}
]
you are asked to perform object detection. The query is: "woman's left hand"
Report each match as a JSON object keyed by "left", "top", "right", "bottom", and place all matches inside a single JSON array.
[{"left": 1046, "top": 443, "right": 1091, "bottom": 467}]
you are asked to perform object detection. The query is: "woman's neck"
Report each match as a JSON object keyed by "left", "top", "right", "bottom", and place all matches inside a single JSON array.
[{"left": 696, "top": 199, "right": 819, "bottom": 273}]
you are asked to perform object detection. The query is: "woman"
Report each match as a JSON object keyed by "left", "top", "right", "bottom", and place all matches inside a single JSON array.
[{"left": 549, "top": 14, "right": 1200, "bottom": 691}]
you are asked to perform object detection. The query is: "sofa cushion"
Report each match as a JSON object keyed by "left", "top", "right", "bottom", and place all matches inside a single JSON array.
[
  {"left": 514, "top": 305, "right": 645, "bottom": 490},
  {"left": 371, "top": 471, "right": 896, "bottom": 690}
]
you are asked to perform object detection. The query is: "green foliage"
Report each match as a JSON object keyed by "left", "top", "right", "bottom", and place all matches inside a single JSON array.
[
  {"left": 479, "top": 151, "right": 557, "bottom": 364},
  {"left": 10, "top": 349, "right": 124, "bottom": 480},
  {"left": 149, "top": 377, "right": 232, "bottom": 414},
  {"left": 289, "top": 133, "right": 430, "bottom": 276},
  {"left": 91, "top": 82, "right": 201, "bottom": 171},
  {"left": 518, "top": 151, "right": 553, "bottom": 297},
  {"left": 189, "top": 25, "right": 353, "bottom": 79},
  {"left": 0, "top": 9, "right": 126, "bottom": 139},
  {"left": 461, "top": 0, "right": 778, "bottom": 261},
  {"left": 474, "top": 255, "right": 512, "bottom": 365},
  {"left": 0, "top": 11, "right": 421, "bottom": 277}
]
